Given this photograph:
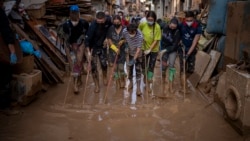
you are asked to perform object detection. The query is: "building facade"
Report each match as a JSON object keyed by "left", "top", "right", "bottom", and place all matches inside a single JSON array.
[{"left": 153, "top": 0, "right": 202, "bottom": 19}]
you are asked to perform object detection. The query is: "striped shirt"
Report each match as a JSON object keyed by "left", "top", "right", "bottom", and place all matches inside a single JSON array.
[{"left": 122, "top": 28, "right": 143, "bottom": 56}]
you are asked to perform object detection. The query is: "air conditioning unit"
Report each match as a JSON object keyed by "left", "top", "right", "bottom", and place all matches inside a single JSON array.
[{"left": 224, "top": 64, "right": 250, "bottom": 135}]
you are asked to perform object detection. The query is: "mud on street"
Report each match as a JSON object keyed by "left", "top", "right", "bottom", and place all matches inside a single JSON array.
[{"left": 0, "top": 61, "right": 248, "bottom": 141}]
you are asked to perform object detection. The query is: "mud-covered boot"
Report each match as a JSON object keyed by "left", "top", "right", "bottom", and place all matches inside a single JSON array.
[
  {"left": 162, "top": 73, "right": 166, "bottom": 94},
  {"left": 180, "top": 73, "right": 188, "bottom": 93},
  {"left": 114, "top": 72, "right": 120, "bottom": 90},
  {"left": 77, "top": 75, "right": 82, "bottom": 86},
  {"left": 136, "top": 80, "right": 142, "bottom": 96},
  {"left": 103, "top": 70, "right": 108, "bottom": 86},
  {"left": 128, "top": 79, "right": 133, "bottom": 90},
  {"left": 120, "top": 75, "right": 126, "bottom": 88},
  {"left": 147, "top": 71, "right": 154, "bottom": 83},
  {"left": 168, "top": 68, "right": 176, "bottom": 94},
  {"left": 93, "top": 75, "right": 100, "bottom": 93},
  {"left": 168, "top": 81, "right": 174, "bottom": 94},
  {"left": 74, "top": 77, "right": 79, "bottom": 94}
]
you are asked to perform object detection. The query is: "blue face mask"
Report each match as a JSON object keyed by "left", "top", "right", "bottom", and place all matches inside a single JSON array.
[{"left": 147, "top": 21, "right": 154, "bottom": 26}]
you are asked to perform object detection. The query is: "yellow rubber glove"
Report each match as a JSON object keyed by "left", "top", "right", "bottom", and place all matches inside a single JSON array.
[
  {"left": 118, "top": 40, "right": 125, "bottom": 47},
  {"left": 110, "top": 44, "right": 119, "bottom": 53}
]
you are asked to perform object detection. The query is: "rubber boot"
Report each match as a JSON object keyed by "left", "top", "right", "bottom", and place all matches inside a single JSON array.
[
  {"left": 168, "top": 68, "right": 176, "bottom": 94},
  {"left": 128, "top": 79, "right": 133, "bottom": 90},
  {"left": 120, "top": 75, "right": 125, "bottom": 88},
  {"left": 93, "top": 74, "right": 100, "bottom": 93},
  {"left": 147, "top": 71, "right": 154, "bottom": 83},
  {"left": 180, "top": 73, "right": 188, "bottom": 93},
  {"left": 168, "top": 81, "right": 174, "bottom": 94},
  {"left": 77, "top": 75, "right": 82, "bottom": 86},
  {"left": 136, "top": 80, "right": 142, "bottom": 96},
  {"left": 114, "top": 72, "right": 120, "bottom": 90},
  {"left": 74, "top": 77, "right": 79, "bottom": 94},
  {"left": 162, "top": 72, "right": 166, "bottom": 94},
  {"left": 103, "top": 70, "right": 108, "bottom": 86}
]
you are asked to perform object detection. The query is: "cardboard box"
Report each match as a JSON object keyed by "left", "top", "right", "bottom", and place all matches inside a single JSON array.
[{"left": 12, "top": 69, "right": 42, "bottom": 104}]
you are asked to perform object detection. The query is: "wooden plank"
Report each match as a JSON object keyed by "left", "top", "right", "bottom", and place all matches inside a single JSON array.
[
  {"left": 200, "top": 50, "right": 221, "bottom": 83},
  {"left": 26, "top": 20, "right": 67, "bottom": 71},
  {"left": 188, "top": 51, "right": 211, "bottom": 87}
]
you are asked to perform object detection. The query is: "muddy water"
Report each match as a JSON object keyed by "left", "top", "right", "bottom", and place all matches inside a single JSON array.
[{"left": 0, "top": 62, "right": 247, "bottom": 141}]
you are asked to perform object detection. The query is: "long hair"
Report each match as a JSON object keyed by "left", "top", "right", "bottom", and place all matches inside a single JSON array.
[{"left": 146, "top": 11, "right": 157, "bottom": 22}]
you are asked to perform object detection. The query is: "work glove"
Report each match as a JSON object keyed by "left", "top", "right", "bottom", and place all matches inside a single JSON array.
[
  {"left": 33, "top": 50, "right": 42, "bottom": 59},
  {"left": 118, "top": 39, "right": 125, "bottom": 47},
  {"left": 110, "top": 44, "right": 119, "bottom": 54},
  {"left": 128, "top": 59, "right": 136, "bottom": 66},
  {"left": 159, "top": 49, "right": 167, "bottom": 58},
  {"left": 10, "top": 53, "right": 17, "bottom": 64},
  {"left": 144, "top": 49, "right": 151, "bottom": 55}
]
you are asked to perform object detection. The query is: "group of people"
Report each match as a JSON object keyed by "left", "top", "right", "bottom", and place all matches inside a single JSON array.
[{"left": 62, "top": 5, "right": 202, "bottom": 96}]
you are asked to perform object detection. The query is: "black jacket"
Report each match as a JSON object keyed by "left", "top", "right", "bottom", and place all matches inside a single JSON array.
[
  {"left": 62, "top": 19, "right": 89, "bottom": 44},
  {"left": 84, "top": 18, "right": 112, "bottom": 49},
  {"left": 0, "top": 8, "right": 15, "bottom": 45},
  {"left": 161, "top": 25, "right": 181, "bottom": 53}
]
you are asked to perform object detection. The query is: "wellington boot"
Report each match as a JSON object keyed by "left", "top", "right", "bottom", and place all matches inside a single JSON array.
[
  {"left": 168, "top": 81, "right": 174, "bottom": 94},
  {"left": 120, "top": 76, "right": 125, "bottom": 88},
  {"left": 180, "top": 73, "right": 188, "bottom": 93},
  {"left": 93, "top": 75, "right": 100, "bottom": 93},
  {"left": 74, "top": 77, "right": 79, "bottom": 94},
  {"left": 147, "top": 71, "right": 154, "bottom": 83},
  {"left": 162, "top": 73, "right": 166, "bottom": 94},
  {"left": 77, "top": 75, "right": 82, "bottom": 86},
  {"left": 82, "top": 67, "right": 87, "bottom": 75},
  {"left": 147, "top": 83, "right": 152, "bottom": 93},
  {"left": 128, "top": 79, "right": 133, "bottom": 90},
  {"left": 136, "top": 80, "right": 142, "bottom": 96},
  {"left": 103, "top": 70, "right": 108, "bottom": 86},
  {"left": 116, "top": 79, "right": 121, "bottom": 90}
]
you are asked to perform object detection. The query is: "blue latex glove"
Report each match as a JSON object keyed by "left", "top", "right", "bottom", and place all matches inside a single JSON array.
[
  {"left": 128, "top": 59, "right": 136, "bottom": 66},
  {"left": 10, "top": 53, "right": 17, "bottom": 64},
  {"left": 33, "top": 50, "right": 42, "bottom": 59}
]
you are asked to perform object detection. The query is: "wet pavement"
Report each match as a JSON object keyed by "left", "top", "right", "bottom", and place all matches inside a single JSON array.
[{"left": 0, "top": 62, "right": 249, "bottom": 141}]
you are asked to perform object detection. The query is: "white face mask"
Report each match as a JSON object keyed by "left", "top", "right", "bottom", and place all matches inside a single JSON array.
[
  {"left": 129, "top": 34, "right": 136, "bottom": 38},
  {"left": 147, "top": 21, "right": 154, "bottom": 26},
  {"left": 186, "top": 21, "right": 193, "bottom": 27},
  {"left": 71, "top": 21, "right": 79, "bottom": 26}
]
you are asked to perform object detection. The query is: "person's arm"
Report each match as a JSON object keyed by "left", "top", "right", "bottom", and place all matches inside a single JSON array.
[
  {"left": 84, "top": 22, "right": 95, "bottom": 51},
  {"left": 149, "top": 40, "right": 159, "bottom": 50},
  {"left": 133, "top": 47, "right": 141, "bottom": 60},
  {"left": 187, "top": 22, "right": 201, "bottom": 55},
  {"left": 187, "top": 34, "right": 200, "bottom": 55},
  {"left": 173, "top": 30, "right": 181, "bottom": 50}
]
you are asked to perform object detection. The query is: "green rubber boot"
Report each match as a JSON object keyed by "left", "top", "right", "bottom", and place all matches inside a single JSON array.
[
  {"left": 168, "top": 68, "right": 176, "bottom": 94},
  {"left": 168, "top": 68, "right": 176, "bottom": 82},
  {"left": 147, "top": 71, "right": 154, "bottom": 83}
]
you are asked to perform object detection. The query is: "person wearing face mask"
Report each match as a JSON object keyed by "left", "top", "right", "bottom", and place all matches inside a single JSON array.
[
  {"left": 62, "top": 5, "right": 89, "bottom": 94},
  {"left": 107, "top": 15, "right": 126, "bottom": 89},
  {"left": 122, "top": 23, "right": 143, "bottom": 95},
  {"left": 138, "top": 11, "right": 161, "bottom": 93},
  {"left": 159, "top": 18, "right": 181, "bottom": 94},
  {"left": 85, "top": 11, "right": 112, "bottom": 93},
  {"left": 178, "top": 11, "right": 202, "bottom": 90}
]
